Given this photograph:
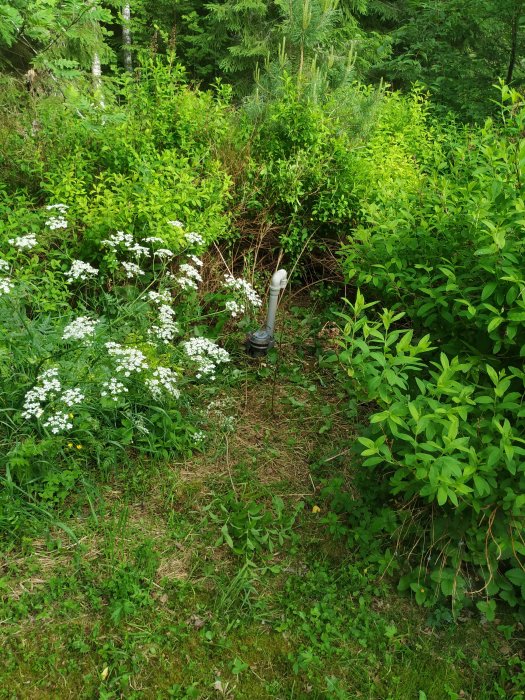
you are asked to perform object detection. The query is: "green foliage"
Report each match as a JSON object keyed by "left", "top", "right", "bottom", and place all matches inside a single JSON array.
[
  {"left": 207, "top": 492, "right": 303, "bottom": 558},
  {"left": 241, "top": 77, "right": 386, "bottom": 259},
  {"left": 331, "top": 289, "right": 525, "bottom": 616},
  {"left": 0, "top": 0, "right": 113, "bottom": 73},
  {"left": 0, "top": 57, "right": 233, "bottom": 252},
  {"left": 364, "top": 0, "right": 525, "bottom": 121}
]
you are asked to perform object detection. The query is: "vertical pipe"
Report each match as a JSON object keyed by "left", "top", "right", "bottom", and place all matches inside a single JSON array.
[{"left": 265, "top": 269, "right": 287, "bottom": 336}]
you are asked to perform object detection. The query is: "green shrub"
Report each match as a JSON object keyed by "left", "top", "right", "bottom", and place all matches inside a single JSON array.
[
  {"left": 241, "top": 75, "right": 370, "bottom": 259},
  {"left": 330, "top": 292, "right": 525, "bottom": 619},
  {"left": 342, "top": 86, "right": 525, "bottom": 358},
  {"left": 0, "top": 56, "right": 234, "bottom": 258}
]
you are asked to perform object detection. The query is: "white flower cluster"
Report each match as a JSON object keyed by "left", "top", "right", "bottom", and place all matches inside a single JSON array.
[
  {"left": 0, "top": 255, "right": 12, "bottom": 294},
  {"left": 142, "top": 236, "right": 164, "bottom": 244},
  {"left": 223, "top": 274, "right": 262, "bottom": 317},
  {"left": 206, "top": 398, "right": 236, "bottom": 432},
  {"left": 146, "top": 367, "right": 180, "bottom": 399},
  {"left": 121, "top": 261, "right": 145, "bottom": 278},
  {"left": 61, "top": 388, "right": 85, "bottom": 407},
  {"left": 168, "top": 220, "right": 184, "bottom": 228},
  {"left": 176, "top": 263, "right": 202, "bottom": 291},
  {"left": 45, "top": 204, "right": 69, "bottom": 230},
  {"left": 22, "top": 368, "right": 61, "bottom": 420},
  {"left": 101, "top": 231, "right": 134, "bottom": 249},
  {"left": 105, "top": 342, "right": 149, "bottom": 376},
  {"left": 148, "top": 290, "right": 171, "bottom": 305},
  {"left": 101, "top": 378, "right": 128, "bottom": 401},
  {"left": 43, "top": 412, "right": 73, "bottom": 434},
  {"left": 66, "top": 260, "right": 99, "bottom": 283},
  {"left": 225, "top": 300, "right": 242, "bottom": 317},
  {"left": 184, "top": 231, "right": 204, "bottom": 246},
  {"left": 21, "top": 369, "right": 84, "bottom": 433},
  {"left": 153, "top": 248, "right": 174, "bottom": 260},
  {"left": 189, "top": 255, "right": 203, "bottom": 267},
  {"left": 151, "top": 304, "right": 179, "bottom": 343},
  {"left": 62, "top": 316, "right": 99, "bottom": 341},
  {"left": 0, "top": 277, "right": 14, "bottom": 296},
  {"left": 193, "top": 430, "right": 206, "bottom": 443},
  {"left": 182, "top": 337, "right": 230, "bottom": 380},
  {"left": 128, "top": 242, "right": 151, "bottom": 258},
  {"left": 46, "top": 203, "right": 68, "bottom": 211},
  {"left": 9, "top": 233, "right": 38, "bottom": 250}
]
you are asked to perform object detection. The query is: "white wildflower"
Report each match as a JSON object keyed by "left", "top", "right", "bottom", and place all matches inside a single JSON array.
[
  {"left": 0, "top": 259, "right": 9, "bottom": 273},
  {"left": 101, "top": 378, "right": 128, "bottom": 401},
  {"left": 225, "top": 300, "right": 241, "bottom": 318},
  {"left": 223, "top": 273, "right": 262, "bottom": 317},
  {"left": 40, "top": 368, "right": 60, "bottom": 381},
  {"left": 101, "top": 231, "right": 134, "bottom": 249},
  {"left": 61, "top": 388, "right": 85, "bottom": 407},
  {"left": 121, "top": 261, "right": 145, "bottom": 278},
  {"left": 46, "top": 203, "right": 68, "bottom": 212},
  {"left": 43, "top": 411, "right": 73, "bottom": 434},
  {"left": 21, "top": 367, "right": 61, "bottom": 420},
  {"left": 151, "top": 305, "right": 179, "bottom": 343},
  {"left": 9, "top": 233, "right": 37, "bottom": 250},
  {"left": 182, "top": 337, "right": 230, "bottom": 380},
  {"left": 176, "top": 263, "right": 202, "bottom": 291},
  {"left": 146, "top": 366, "right": 180, "bottom": 400},
  {"left": 224, "top": 274, "right": 262, "bottom": 309},
  {"left": 45, "top": 209, "right": 68, "bottom": 230},
  {"left": 184, "top": 231, "right": 204, "bottom": 246},
  {"left": 105, "top": 342, "right": 149, "bottom": 376},
  {"left": 189, "top": 255, "right": 203, "bottom": 267},
  {"left": 148, "top": 290, "right": 171, "bottom": 305},
  {"left": 142, "top": 236, "right": 164, "bottom": 244},
  {"left": 62, "top": 316, "right": 99, "bottom": 341},
  {"left": 168, "top": 220, "right": 184, "bottom": 228},
  {"left": 66, "top": 260, "right": 99, "bottom": 283},
  {"left": 0, "top": 277, "right": 14, "bottom": 295},
  {"left": 128, "top": 243, "right": 151, "bottom": 258},
  {"left": 153, "top": 248, "right": 174, "bottom": 259},
  {"left": 193, "top": 430, "right": 206, "bottom": 443}
]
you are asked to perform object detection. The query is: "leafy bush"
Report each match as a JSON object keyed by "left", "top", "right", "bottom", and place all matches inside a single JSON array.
[
  {"left": 0, "top": 56, "right": 234, "bottom": 256},
  {"left": 330, "top": 291, "right": 525, "bottom": 619},
  {"left": 342, "top": 86, "right": 525, "bottom": 357},
  {"left": 239, "top": 76, "right": 386, "bottom": 260}
]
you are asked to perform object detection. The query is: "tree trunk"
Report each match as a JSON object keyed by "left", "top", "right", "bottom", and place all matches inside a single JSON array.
[
  {"left": 123, "top": 3, "right": 132, "bottom": 72},
  {"left": 506, "top": 2, "right": 523, "bottom": 84},
  {"left": 92, "top": 51, "right": 105, "bottom": 107}
]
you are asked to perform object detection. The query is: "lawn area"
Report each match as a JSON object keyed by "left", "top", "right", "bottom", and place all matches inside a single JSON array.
[{"left": 1, "top": 316, "right": 521, "bottom": 699}]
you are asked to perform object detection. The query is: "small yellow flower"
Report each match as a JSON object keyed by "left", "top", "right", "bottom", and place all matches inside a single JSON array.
[
  {"left": 76, "top": 444, "right": 83, "bottom": 450},
  {"left": 69, "top": 413, "right": 74, "bottom": 419},
  {"left": 312, "top": 505, "right": 321, "bottom": 514},
  {"left": 420, "top": 588, "right": 425, "bottom": 593},
  {"left": 67, "top": 442, "right": 73, "bottom": 448}
]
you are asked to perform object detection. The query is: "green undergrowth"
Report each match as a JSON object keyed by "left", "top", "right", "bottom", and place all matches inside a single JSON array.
[{"left": 1, "top": 312, "right": 523, "bottom": 699}]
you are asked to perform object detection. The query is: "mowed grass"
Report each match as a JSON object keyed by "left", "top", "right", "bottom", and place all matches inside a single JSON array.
[{"left": 1, "top": 345, "right": 522, "bottom": 700}]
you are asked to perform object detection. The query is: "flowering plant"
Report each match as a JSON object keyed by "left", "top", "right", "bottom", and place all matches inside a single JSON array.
[{"left": 0, "top": 206, "right": 263, "bottom": 494}]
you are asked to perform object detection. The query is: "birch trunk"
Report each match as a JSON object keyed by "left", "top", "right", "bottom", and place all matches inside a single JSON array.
[
  {"left": 92, "top": 51, "right": 105, "bottom": 107},
  {"left": 123, "top": 3, "right": 133, "bottom": 72}
]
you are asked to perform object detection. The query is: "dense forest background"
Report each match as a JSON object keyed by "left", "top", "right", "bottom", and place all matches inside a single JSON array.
[
  {"left": 1, "top": 2, "right": 525, "bottom": 698},
  {"left": 2, "top": 0, "right": 525, "bottom": 119}
]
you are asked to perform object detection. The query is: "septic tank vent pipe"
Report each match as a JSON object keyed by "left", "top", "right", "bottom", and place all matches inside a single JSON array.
[{"left": 246, "top": 269, "right": 287, "bottom": 357}]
